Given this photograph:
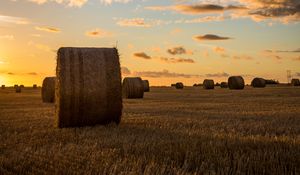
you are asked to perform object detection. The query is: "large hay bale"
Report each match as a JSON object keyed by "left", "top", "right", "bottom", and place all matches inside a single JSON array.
[
  {"left": 20, "top": 85, "right": 24, "bottom": 88},
  {"left": 291, "top": 79, "right": 300, "bottom": 86},
  {"left": 203, "top": 79, "right": 214, "bottom": 89},
  {"left": 14, "top": 85, "right": 18, "bottom": 88},
  {"left": 33, "top": 84, "right": 37, "bottom": 89},
  {"left": 251, "top": 78, "right": 266, "bottom": 88},
  {"left": 1, "top": 85, "right": 5, "bottom": 89},
  {"left": 220, "top": 82, "right": 228, "bottom": 88},
  {"left": 123, "top": 77, "right": 144, "bottom": 98},
  {"left": 42, "top": 77, "right": 56, "bottom": 103},
  {"left": 175, "top": 82, "right": 184, "bottom": 89},
  {"left": 228, "top": 76, "right": 245, "bottom": 90},
  {"left": 143, "top": 80, "right": 150, "bottom": 92},
  {"left": 15, "top": 86, "right": 21, "bottom": 93},
  {"left": 56, "top": 47, "right": 122, "bottom": 128}
]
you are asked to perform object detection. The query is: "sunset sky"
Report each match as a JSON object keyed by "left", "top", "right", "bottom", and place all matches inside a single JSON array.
[{"left": 0, "top": 0, "right": 299, "bottom": 86}]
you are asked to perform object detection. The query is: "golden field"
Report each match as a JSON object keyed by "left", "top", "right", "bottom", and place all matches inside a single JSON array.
[{"left": 0, "top": 86, "right": 299, "bottom": 174}]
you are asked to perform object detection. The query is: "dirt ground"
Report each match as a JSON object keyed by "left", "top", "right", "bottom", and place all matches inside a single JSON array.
[{"left": 0, "top": 86, "right": 299, "bottom": 174}]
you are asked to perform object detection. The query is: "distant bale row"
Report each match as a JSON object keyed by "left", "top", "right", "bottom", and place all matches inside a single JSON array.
[
  {"left": 251, "top": 78, "right": 266, "bottom": 88},
  {"left": 55, "top": 47, "right": 122, "bottom": 128},
  {"left": 291, "top": 79, "right": 300, "bottom": 86},
  {"left": 220, "top": 82, "right": 228, "bottom": 88},
  {"left": 42, "top": 77, "right": 56, "bottom": 103},
  {"left": 1, "top": 85, "right": 5, "bottom": 89},
  {"left": 203, "top": 79, "right": 214, "bottom": 89},
  {"left": 123, "top": 77, "right": 144, "bottom": 99},
  {"left": 175, "top": 82, "right": 184, "bottom": 89}
]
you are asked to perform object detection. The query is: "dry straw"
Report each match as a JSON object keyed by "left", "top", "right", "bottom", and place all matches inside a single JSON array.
[
  {"left": 123, "top": 77, "right": 144, "bottom": 98},
  {"left": 228, "top": 76, "right": 245, "bottom": 90},
  {"left": 56, "top": 47, "right": 122, "bottom": 128},
  {"left": 42, "top": 77, "right": 56, "bottom": 103},
  {"left": 143, "top": 80, "right": 150, "bottom": 92},
  {"left": 15, "top": 86, "right": 21, "bottom": 93},
  {"left": 251, "top": 78, "right": 266, "bottom": 88},
  {"left": 220, "top": 82, "right": 228, "bottom": 88},
  {"left": 203, "top": 79, "right": 214, "bottom": 89},
  {"left": 175, "top": 82, "right": 184, "bottom": 89},
  {"left": 291, "top": 79, "right": 300, "bottom": 86}
]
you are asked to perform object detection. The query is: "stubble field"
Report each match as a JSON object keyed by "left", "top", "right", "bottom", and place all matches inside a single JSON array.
[{"left": 0, "top": 86, "right": 299, "bottom": 174}]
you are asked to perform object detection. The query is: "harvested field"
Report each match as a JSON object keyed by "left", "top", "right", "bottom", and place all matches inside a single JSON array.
[{"left": 0, "top": 86, "right": 299, "bottom": 174}]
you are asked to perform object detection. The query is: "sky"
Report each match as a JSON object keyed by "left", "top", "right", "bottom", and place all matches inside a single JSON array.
[{"left": 0, "top": 0, "right": 299, "bottom": 86}]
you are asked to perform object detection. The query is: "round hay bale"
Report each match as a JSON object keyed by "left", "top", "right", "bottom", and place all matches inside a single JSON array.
[
  {"left": 20, "top": 85, "right": 24, "bottom": 88},
  {"left": 143, "top": 80, "right": 150, "bottom": 92},
  {"left": 123, "top": 77, "right": 144, "bottom": 98},
  {"left": 251, "top": 78, "right": 266, "bottom": 88},
  {"left": 171, "top": 84, "right": 176, "bottom": 87},
  {"left": 33, "top": 84, "right": 37, "bottom": 89},
  {"left": 42, "top": 77, "right": 56, "bottom": 103},
  {"left": 15, "top": 86, "right": 21, "bottom": 93},
  {"left": 291, "top": 79, "right": 300, "bottom": 86},
  {"left": 56, "top": 47, "right": 122, "bottom": 128},
  {"left": 175, "top": 82, "right": 184, "bottom": 89},
  {"left": 203, "top": 79, "right": 214, "bottom": 89},
  {"left": 14, "top": 85, "right": 18, "bottom": 88},
  {"left": 228, "top": 76, "right": 245, "bottom": 90},
  {"left": 1, "top": 85, "right": 5, "bottom": 89},
  {"left": 220, "top": 82, "right": 228, "bottom": 88}
]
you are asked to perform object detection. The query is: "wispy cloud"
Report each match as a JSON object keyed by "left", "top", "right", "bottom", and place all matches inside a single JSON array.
[
  {"left": 133, "top": 52, "right": 152, "bottom": 59},
  {"left": 100, "top": 0, "right": 132, "bottom": 5},
  {"left": 0, "top": 14, "right": 30, "bottom": 25},
  {"left": 167, "top": 46, "right": 190, "bottom": 55},
  {"left": 160, "top": 57, "right": 195, "bottom": 64},
  {"left": 205, "top": 72, "right": 229, "bottom": 77},
  {"left": 85, "top": 28, "right": 112, "bottom": 37},
  {"left": 132, "top": 69, "right": 201, "bottom": 78},
  {"left": 35, "top": 26, "right": 61, "bottom": 33},
  {"left": 121, "top": 66, "right": 131, "bottom": 75},
  {"left": 28, "top": 0, "right": 88, "bottom": 7},
  {"left": 116, "top": 18, "right": 152, "bottom": 27},
  {"left": 0, "top": 35, "right": 14, "bottom": 40},
  {"left": 194, "top": 34, "right": 232, "bottom": 41}
]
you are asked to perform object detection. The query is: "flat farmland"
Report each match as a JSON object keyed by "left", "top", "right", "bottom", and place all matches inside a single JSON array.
[{"left": 0, "top": 86, "right": 299, "bottom": 174}]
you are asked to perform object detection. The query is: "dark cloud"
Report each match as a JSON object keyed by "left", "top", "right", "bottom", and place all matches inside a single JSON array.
[
  {"left": 146, "top": 4, "right": 247, "bottom": 14},
  {"left": 194, "top": 34, "right": 232, "bottom": 41},
  {"left": 160, "top": 57, "right": 195, "bottom": 63},
  {"left": 133, "top": 69, "right": 201, "bottom": 78},
  {"left": 133, "top": 52, "right": 152, "bottom": 59},
  {"left": 167, "top": 46, "right": 187, "bottom": 55},
  {"left": 205, "top": 72, "right": 230, "bottom": 77},
  {"left": 121, "top": 66, "right": 131, "bottom": 75},
  {"left": 276, "top": 48, "right": 300, "bottom": 52},
  {"left": 7, "top": 72, "right": 14, "bottom": 75}
]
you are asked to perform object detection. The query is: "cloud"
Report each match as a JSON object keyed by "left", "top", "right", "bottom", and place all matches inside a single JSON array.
[
  {"left": 145, "top": 4, "right": 247, "bottom": 14},
  {"left": 7, "top": 72, "right": 15, "bottom": 75},
  {"left": 28, "top": 41, "right": 52, "bottom": 52},
  {"left": 0, "top": 14, "right": 30, "bottom": 25},
  {"left": 205, "top": 72, "right": 229, "bottom": 77},
  {"left": 276, "top": 48, "right": 300, "bottom": 53},
  {"left": 170, "top": 28, "right": 182, "bottom": 35},
  {"left": 133, "top": 52, "right": 152, "bottom": 59},
  {"left": 183, "top": 15, "right": 226, "bottom": 23},
  {"left": 160, "top": 57, "right": 195, "bottom": 63},
  {"left": 121, "top": 66, "right": 131, "bottom": 75},
  {"left": 132, "top": 69, "right": 200, "bottom": 78},
  {"left": 100, "top": 0, "right": 132, "bottom": 5},
  {"left": 233, "top": 55, "right": 254, "bottom": 60},
  {"left": 194, "top": 34, "right": 232, "bottom": 41},
  {"left": 0, "top": 35, "right": 14, "bottom": 40},
  {"left": 116, "top": 18, "right": 151, "bottom": 27},
  {"left": 167, "top": 46, "right": 187, "bottom": 55},
  {"left": 85, "top": 28, "right": 112, "bottom": 37},
  {"left": 28, "top": 0, "right": 88, "bottom": 7},
  {"left": 35, "top": 26, "right": 61, "bottom": 33},
  {"left": 213, "top": 46, "right": 225, "bottom": 53}
]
